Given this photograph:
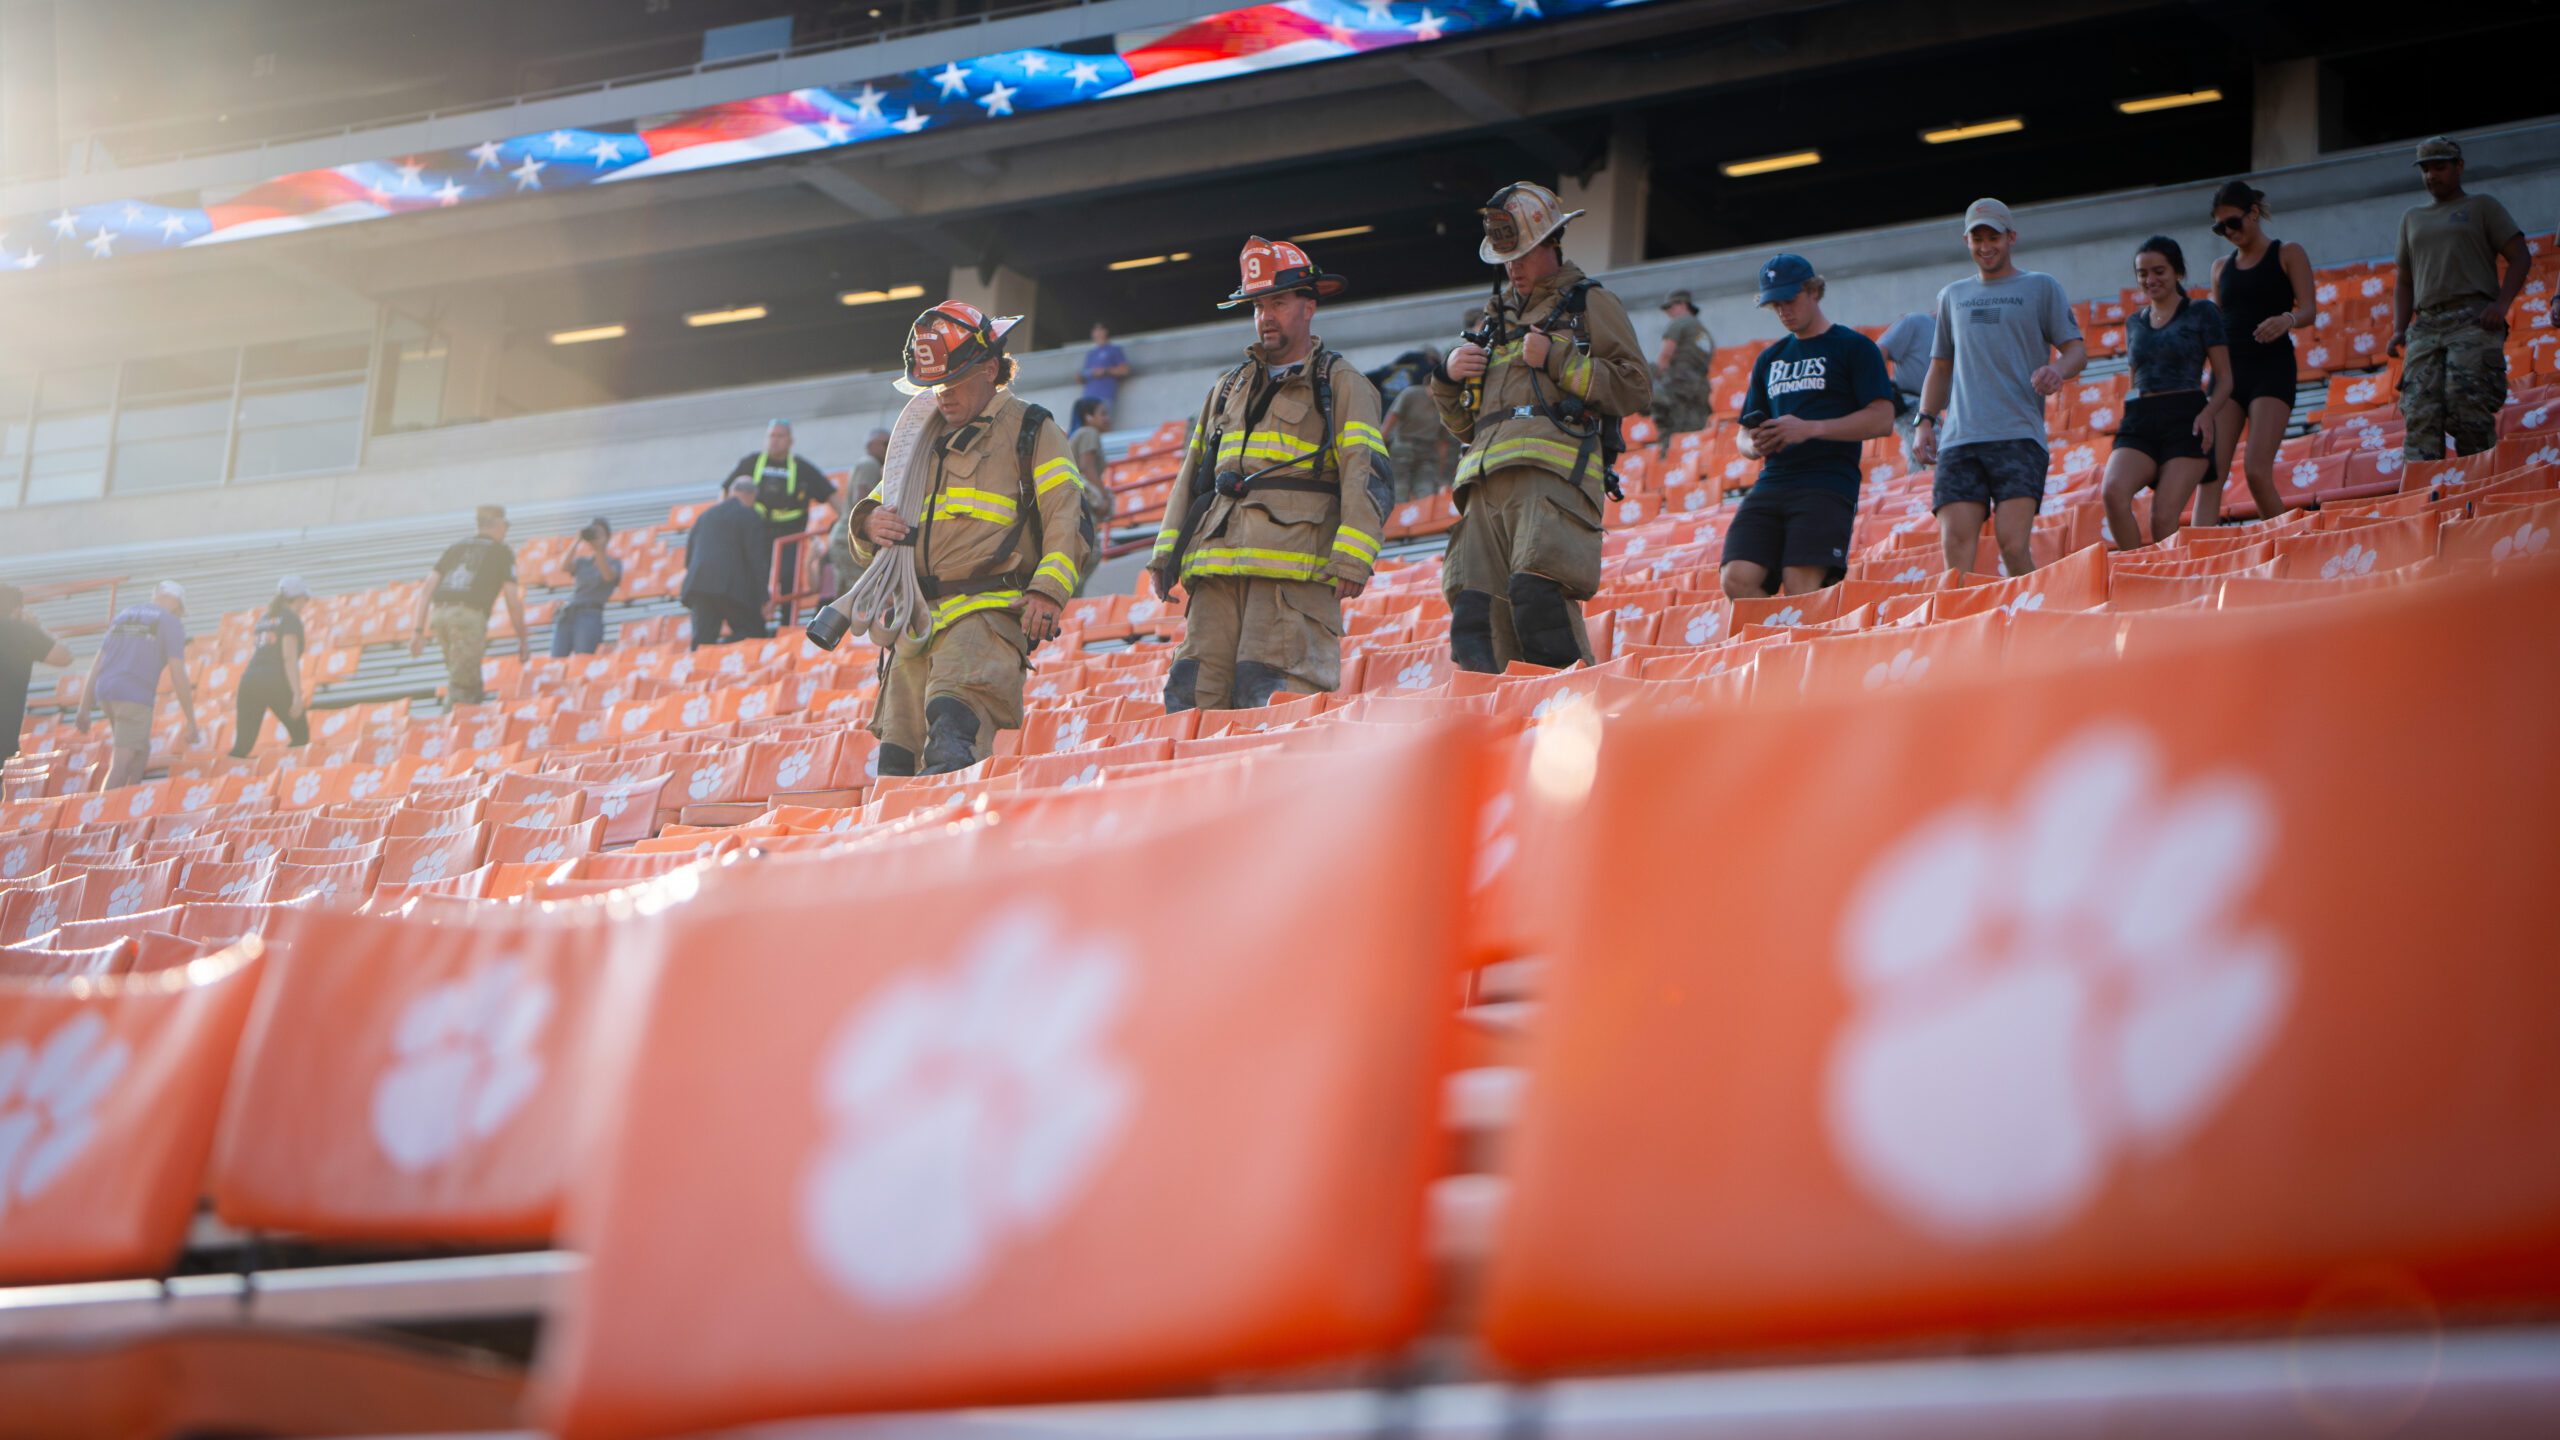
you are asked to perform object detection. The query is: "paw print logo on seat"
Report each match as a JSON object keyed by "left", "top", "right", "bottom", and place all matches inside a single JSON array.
[
  {"left": 681, "top": 698, "right": 712, "bottom": 727},
  {"left": 800, "top": 906, "right": 1133, "bottom": 1310},
  {"left": 1861, "top": 648, "right": 1930, "bottom": 691},
  {"left": 1683, "top": 611, "right": 1724, "bottom": 646},
  {"left": 687, "top": 763, "right": 727, "bottom": 801},
  {"left": 15, "top": 894, "right": 62, "bottom": 942},
  {"left": 349, "top": 769, "right": 385, "bottom": 800},
  {"left": 576, "top": 720, "right": 603, "bottom": 743},
  {"left": 775, "top": 752, "right": 815, "bottom": 790},
  {"left": 1684, "top": 488, "right": 1713, "bottom": 512},
  {"left": 370, "top": 961, "right": 553, "bottom": 1172},
  {"left": 2320, "top": 544, "right": 2378, "bottom": 579},
  {"left": 519, "top": 841, "right": 569, "bottom": 865},
  {"left": 0, "top": 845, "right": 32, "bottom": 879},
  {"left": 2002, "top": 592, "right": 2047, "bottom": 616},
  {"left": 1826, "top": 724, "right": 2290, "bottom": 1241},
  {"left": 180, "top": 784, "right": 218, "bottom": 811},
  {"left": 1053, "top": 714, "right": 1089, "bottom": 753},
  {"left": 1766, "top": 605, "right": 1806, "bottom": 628},
  {"left": 739, "top": 692, "right": 770, "bottom": 721},
  {"left": 103, "top": 878, "right": 149, "bottom": 918},
  {"left": 0, "top": 1014, "right": 129, "bottom": 1214},
  {"left": 2287, "top": 461, "right": 2320, "bottom": 491},
  {"left": 290, "top": 772, "right": 324, "bottom": 807},
  {"left": 1892, "top": 566, "right": 1931, "bottom": 584},
  {"left": 1395, "top": 660, "right": 1437, "bottom": 691},
  {"left": 2345, "top": 379, "right": 2378, "bottom": 405},
  {"left": 406, "top": 850, "right": 453, "bottom": 885},
  {"left": 2492, "top": 523, "right": 2551, "bottom": 563}
]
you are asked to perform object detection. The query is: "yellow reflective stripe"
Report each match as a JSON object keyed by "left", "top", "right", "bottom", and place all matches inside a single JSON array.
[
  {"left": 1179, "top": 546, "right": 1330, "bottom": 580},
  {"left": 1034, "top": 551, "right": 1080, "bottom": 589},
  {"left": 1458, "top": 434, "right": 1587, "bottom": 480},
  {"left": 1034, "top": 458, "right": 1082, "bottom": 496},
  {"left": 931, "top": 486, "right": 1020, "bottom": 523},
  {"left": 1563, "top": 353, "right": 1593, "bottom": 398},
  {"left": 1214, "top": 431, "right": 1322, "bottom": 463},
  {"left": 931, "top": 590, "right": 1021, "bottom": 631},
  {"left": 1333, "top": 528, "right": 1380, "bottom": 561},
  {"left": 1151, "top": 526, "right": 1180, "bottom": 558},
  {"left": 1341, "top": 421, "right": 1389, "bottom": 457}
]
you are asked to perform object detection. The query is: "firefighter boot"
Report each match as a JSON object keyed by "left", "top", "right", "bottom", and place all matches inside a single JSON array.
[
  {"left": 921, "top": 696, "right": 981, "bottom": 774},
  {"left": 1450, "top": 588, "right": 1500, "bottom": 673}
]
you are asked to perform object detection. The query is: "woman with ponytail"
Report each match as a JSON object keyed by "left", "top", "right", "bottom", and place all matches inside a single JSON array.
[{"left": 2206, "top": 179, "right": 2316, "bottom": 524}]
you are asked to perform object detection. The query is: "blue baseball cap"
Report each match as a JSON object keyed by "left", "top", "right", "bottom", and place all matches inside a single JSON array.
[{"left": 1757, "top": 253, "right": 1816, "bottom": 304}]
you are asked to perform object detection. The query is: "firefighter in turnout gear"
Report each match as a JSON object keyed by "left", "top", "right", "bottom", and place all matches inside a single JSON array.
[
  {"left": 1150, "top": 236, "right": 1389, "bottom": 711},
  {"left": 849, "top": 302, "right": 1089, "bottom": 773},
  {"left": 1430, "top": 181, "right": 1651, "bottom": 671}
]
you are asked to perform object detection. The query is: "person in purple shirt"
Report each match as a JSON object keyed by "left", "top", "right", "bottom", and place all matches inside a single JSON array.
[
  {"left": 73, "top": 580, "right": 203, "bottom": 788},
  {"left": 1079, "top": 321, "right": 1131, "bottom": 405}
]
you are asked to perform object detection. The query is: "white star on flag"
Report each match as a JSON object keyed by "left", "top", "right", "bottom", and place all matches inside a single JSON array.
[
  {"left": 18, "top": 252, "right": 42, "bottom": 269},
  {"left": 1018, "top": 52, "right": 1049, "bottom": 75},
  {"left": 547, "top": 130, "right": 578, "bottom": 153},
  {"left": 933, "top": 62, "right": 971, "bottom": 98},
  {"left": 513, "top": 154, "right": 547, "bottom": 189},
  {"left": 1363, "top": 0, "right": 1395, "bottom": 23},
  {"left": 977, "top": 80, "right": 1019, "bottom": 117},
  {"left": 159, "top": 214, "right": 188, "bottom": 238},
  {"left": 1411, "top": 8, "right": 1447, "bottom": 40},
  {"left": 86, "top": 228, "right": 115, "bottom": 258},
  {"left": 851, "top": 84, "right": 886, "bottom": 120},
  {"left": 589, "top": 136, "right": 626, "bottom": 162},
  {"left": 365, "top": 186, "right": 393, "bottom": 205},
  {"left": 435, "top": 178, "right": 463, "bottom": 206},
  {"left": 892, "top": 107, "right": 930, "bottom": 134},
  {"left": 1066, "top": 60, "right": 1103, "bottom": 89},
  {"left": 1325, "top": 21, "right": 1358, "bottom": 45},
  {"left": 818, "top": 116, "right": 851, "bottom": 143},
  {"left": 50, "top": 210, "right": 78, "bottom": 237},
  {"left": 121, "top": 204, "right": 144, "bottom": 224},
  {"left": 470, "top": 140, "right": 503, "bottom": 170},
  {"left": 1506, "top": 0, "right": 1540, "bottom": 15},
  {"left": 397, "top": 157, "right": 425, "bottom": 189}
]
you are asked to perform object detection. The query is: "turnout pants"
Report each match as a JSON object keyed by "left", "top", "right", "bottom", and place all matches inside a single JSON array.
[
  {"left": 1443, "top": 465, "right": 1604, "bottom": 671},
  {"left": 2400, "top": 303, "right": 2509, "bottom": 460},
  {"left": 429, "top": 603, "right": 491, "bottom": 705},
  {"left": 1651, "top": 376, "right": 1714, "bottom": 438},
  {"left": 1166, "top": 575, "right": 1343, "bottom": 711},
  {"left": 872, "top": 609, "right": 1029, "bottom": 770}
]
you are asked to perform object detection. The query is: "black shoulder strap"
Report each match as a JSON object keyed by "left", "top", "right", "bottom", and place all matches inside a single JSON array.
[
  {"left": 1009, "top": 403, "right": 1053, "bottom": 577},
  {"left": 1311, "top": 349, "right": 1337, "bottom": 471}
]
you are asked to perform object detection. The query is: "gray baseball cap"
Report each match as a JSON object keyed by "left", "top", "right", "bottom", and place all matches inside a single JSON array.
[
  {"left": 2413, "top": 135, "right": 2463, "bottom": 165},
  {"left": 1962, "top": 198, "right": 2016, "bottom": 235}
]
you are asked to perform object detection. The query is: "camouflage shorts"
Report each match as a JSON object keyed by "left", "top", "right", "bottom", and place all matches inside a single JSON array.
[{"left": 2401, "top": 303, "right": 2508, "bottom": 461}]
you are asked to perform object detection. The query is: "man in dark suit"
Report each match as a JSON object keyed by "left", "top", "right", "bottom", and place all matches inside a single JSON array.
[{"left": 681, "top": 477, "right": 772, "bottom": 648}]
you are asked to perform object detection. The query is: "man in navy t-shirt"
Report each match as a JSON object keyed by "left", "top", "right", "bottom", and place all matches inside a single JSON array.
[{"left": 1720, "top": 254, "right": 1898, "bottom": 599}]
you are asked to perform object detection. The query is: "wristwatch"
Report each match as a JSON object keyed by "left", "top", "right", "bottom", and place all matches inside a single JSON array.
[{"left": 1917, "top": 412, "right": 1942, "bottom": 428}]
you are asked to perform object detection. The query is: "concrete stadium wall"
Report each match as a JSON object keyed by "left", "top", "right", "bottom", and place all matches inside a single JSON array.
[{"left": 7, "top": 118, "right": 2555, "bottom": 562}]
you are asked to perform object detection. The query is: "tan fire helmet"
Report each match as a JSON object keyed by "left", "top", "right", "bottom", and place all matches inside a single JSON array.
[{"left": 1479, "top": 181, "right": 1584, "bottom": 265}]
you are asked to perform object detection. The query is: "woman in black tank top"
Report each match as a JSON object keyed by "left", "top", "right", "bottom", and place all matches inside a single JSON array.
[{"left": 2207, "top": 180, "right": 2317, "bottom": 526}]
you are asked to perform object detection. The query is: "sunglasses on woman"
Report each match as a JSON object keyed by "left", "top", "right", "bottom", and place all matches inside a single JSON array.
[{"left": 2211, "top": 216, "right": 2248, "bottom": 237}]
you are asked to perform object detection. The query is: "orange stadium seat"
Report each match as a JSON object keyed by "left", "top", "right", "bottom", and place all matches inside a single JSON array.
[
  {"left": 209, "top": 907, "right": 610, "bottom": 1242},
  {"left": 0, "top": 946, "right": 265, "bottom": 1284},
  {"left": 539, "top": 729, "right": 1474, "bottom": 1436},
  {"left": 1480, "top": 564, "right": 2560, "bottom": 1372}
]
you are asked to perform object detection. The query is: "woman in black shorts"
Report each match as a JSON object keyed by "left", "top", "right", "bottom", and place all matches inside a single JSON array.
[
  {"left": 2205, "top": 180, "right": 2316, "bottom": 525},
  {"left": 2103, "top": 236, "right": 2232, "bottom": 550}
]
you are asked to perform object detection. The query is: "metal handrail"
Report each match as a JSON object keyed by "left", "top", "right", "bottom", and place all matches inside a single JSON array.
[{"left": 2, "top": 0, "right": 1095, "bottom": 184}]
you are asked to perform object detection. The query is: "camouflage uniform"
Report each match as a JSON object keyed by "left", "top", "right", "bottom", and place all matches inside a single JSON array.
[
  {"left": 1386, "top": 381, "right": 1452, "bottom": 500},
  {"left": 2401, "top": 304, "right": 2508, "bottom": 459},
  {"left": 1651, "top": 312, "right": 1714, "bottom": 438}
]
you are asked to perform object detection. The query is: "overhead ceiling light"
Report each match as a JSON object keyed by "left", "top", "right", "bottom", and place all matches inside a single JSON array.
[
  {"left": 840, "top": 283, "right": 926, "bottom": 306},
  {"left": 2117, "top": 88, "right": 2223, "bottom": 115},
  {"left": 685, "top": 304, "right": 768, "bottom": 327},
  {"left": 1720, "top": 149, "right": 1821, "bottom": 178},
  {"left": 1921, "top": 117, "right": 2024, "bottom": 145},
  {"left": 1109, "top": 254, "right": 1169, "bottom": 271},
  {"left": 549, "top": 324, "right": 626, "bottom": 345},
  {"left": 1289, "top": 225, "right": 1374, "bottom": 242}
]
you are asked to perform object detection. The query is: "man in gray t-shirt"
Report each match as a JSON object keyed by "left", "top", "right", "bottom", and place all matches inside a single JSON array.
[
  {"left": 1913, "top": 198, "right": 2085, "bottom": 577},
  {"left": 1876, "top": 310, "right": 1936, "bottom": 458}
]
